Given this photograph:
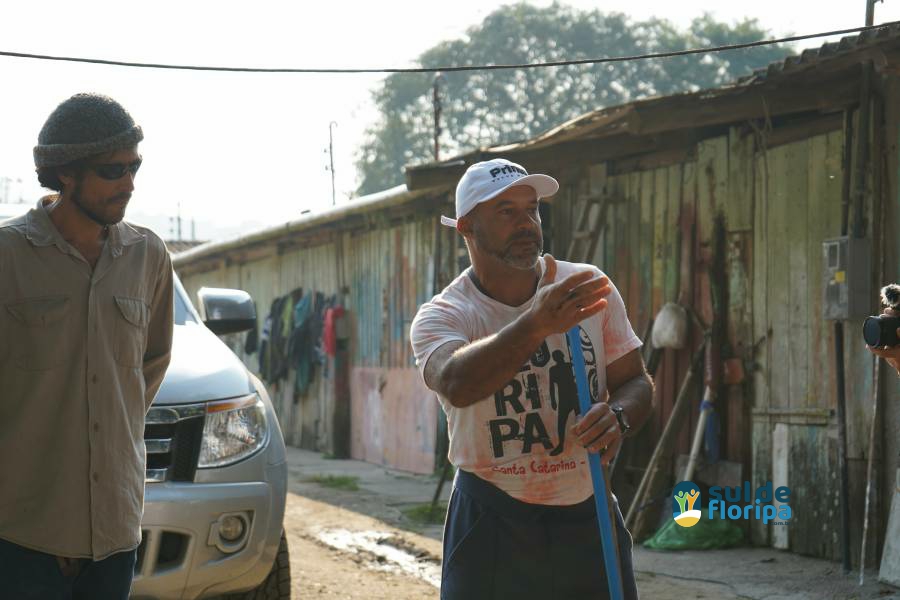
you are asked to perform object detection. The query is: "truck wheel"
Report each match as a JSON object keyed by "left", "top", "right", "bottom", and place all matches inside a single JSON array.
[{"left": 224, "top": 530, "right": 292, "bottom": 599}]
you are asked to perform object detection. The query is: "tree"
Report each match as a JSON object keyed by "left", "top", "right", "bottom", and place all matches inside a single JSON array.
[{"left": 355, "top": 3, "right": 791, "bottom": 195}]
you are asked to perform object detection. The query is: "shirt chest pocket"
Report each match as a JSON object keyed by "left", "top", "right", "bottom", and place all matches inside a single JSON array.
[
  {"left": 114, "top": 296, "right": 149, "bottom": 369},
  {"left": 4, "top": 295, "right": 71, "bottom": 371}
]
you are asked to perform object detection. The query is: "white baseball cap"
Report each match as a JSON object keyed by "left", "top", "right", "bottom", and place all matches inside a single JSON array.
[{"left": 440, "top": 158, "right": 559, "bottom": 228}]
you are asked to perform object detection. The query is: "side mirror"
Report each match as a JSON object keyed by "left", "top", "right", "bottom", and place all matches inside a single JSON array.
[{"left": 197, "top": 287, "right": 257, "bottom": 335}]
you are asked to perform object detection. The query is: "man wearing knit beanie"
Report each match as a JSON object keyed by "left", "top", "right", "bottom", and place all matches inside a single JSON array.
[{"left": 0, "top": 93, "right": 174, "bottom": 598}]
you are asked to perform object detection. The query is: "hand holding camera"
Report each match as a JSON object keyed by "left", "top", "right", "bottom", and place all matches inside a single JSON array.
[{"left": 865, "top": 284, "right": 900, "bottom": 375}]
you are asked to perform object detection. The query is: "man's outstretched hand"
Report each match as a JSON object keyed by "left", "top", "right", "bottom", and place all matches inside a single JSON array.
[{"left": 525, "top": 254, "right": 612, "bottom": 339}]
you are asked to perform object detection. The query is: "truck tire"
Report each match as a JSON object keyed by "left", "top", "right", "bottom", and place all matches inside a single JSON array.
[{"left": 224, "top": 530, "right": 291, "bottom": 599}]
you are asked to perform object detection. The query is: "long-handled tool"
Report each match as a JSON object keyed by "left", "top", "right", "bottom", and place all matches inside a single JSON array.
[
  {"left": 861, "top": 210, "right": 887, "bottom": 584},
  {"left": 625, "top": 339, "right": 707, "bottom": 533},
  {"left": 684, "top": 215, "right": 725, "bottom": 482},
  {"left": 683, "top": 341, "right": 721, "bottom": 482},
  {"left": 859, "top": 357, "right": 881, "bottom": 585},
  {"left": 683, "top": 385, "right": 713, "bottom": 482},
  {"left": 567, "top": 327, "right": 624, "bottom": 600}
]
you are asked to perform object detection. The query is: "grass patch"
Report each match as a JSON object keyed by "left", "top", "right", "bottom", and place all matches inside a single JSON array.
[
  {"left": 307, "top": 474, "right": 360, "bottom": 491},
  {"left": 402, "top": 502, "right": 448, "bottom": 525},
  {"left": 433, "top": 462, "right": 455, "bottom": 478}
]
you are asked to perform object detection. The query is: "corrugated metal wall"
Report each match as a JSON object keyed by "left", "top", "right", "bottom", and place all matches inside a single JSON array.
[
  {"left": 179, "top": 206, "right": 451, "bottom": 474},
  {"left": 345, "top": 216, "right": 446, "bottom": 472},
  {"left": 181, "top": 243, "right": 341, "bottom": 452}
]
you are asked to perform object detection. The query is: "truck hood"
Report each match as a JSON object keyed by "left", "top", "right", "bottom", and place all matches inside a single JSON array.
[{"left": 152, "top": 323, "right": 254, "bottom": 405}]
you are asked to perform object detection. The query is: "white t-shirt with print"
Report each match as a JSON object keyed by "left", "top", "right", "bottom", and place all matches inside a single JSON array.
[{"left": 410, "top": 256, "right": 642, "bottom": 506}]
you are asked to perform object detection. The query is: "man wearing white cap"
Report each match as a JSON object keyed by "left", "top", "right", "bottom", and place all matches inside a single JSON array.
[{"left": 411, "top": 158, "right": 652, "bottom": 599}]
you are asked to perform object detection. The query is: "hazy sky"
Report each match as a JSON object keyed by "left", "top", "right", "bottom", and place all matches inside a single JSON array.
[{"left": 2, "top": 1, "right": 898, "bottom": 240}]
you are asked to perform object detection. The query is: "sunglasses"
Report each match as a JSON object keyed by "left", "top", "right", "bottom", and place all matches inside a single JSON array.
[{"left": 89, "top": 158, "right": 142, "bottom": 180}]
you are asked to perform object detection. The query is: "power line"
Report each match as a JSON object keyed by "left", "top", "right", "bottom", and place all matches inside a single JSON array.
[{"left": 1, "top": 22, "right": 897, "bottom": 75}]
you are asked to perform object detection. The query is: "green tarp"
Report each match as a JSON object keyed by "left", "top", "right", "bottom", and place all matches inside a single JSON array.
[{"left": 643, "top": 508, "right": 744, "bottom": 550}]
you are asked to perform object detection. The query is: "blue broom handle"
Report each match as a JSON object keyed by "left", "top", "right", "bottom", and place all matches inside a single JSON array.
[{"left": 566, "top": 327, "right": 625, "bottom": 600}]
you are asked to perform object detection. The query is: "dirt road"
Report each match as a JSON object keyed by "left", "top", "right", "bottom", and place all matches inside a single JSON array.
[
  {"left": 283, "top": 493, "right": 439, "bottom": 599},
  {"left": 281, "top": 460, "right": 745, "bottom": 600},
  {"left": 276, "top": 449, "right": 900, "bottom": 600},
  {"left": 282, "top": 492, "right": 749, "bottom": 599}
]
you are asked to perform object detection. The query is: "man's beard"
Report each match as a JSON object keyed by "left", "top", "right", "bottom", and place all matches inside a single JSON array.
[
  {"left": 71, "top": 183, "right": 127, "bottom": 226},
  {"left": 475, "top": 227, "right": 542, "bottom": 270}
]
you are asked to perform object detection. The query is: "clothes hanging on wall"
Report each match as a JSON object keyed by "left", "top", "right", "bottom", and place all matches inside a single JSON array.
[
  {"left": 258, "top": 288, "right": 339, "bottom": 391},
  {"left": 289, "top": 291, "right": 333, "bottom": 397},
  {"left": 259, "top": 288, "right": 303, "bottom": 384},
  {"left": 323, "top": 305, "right": 345, "bottom": 357},
  {"left": 311, "top": 291, "right": 327, "bottom": 367},
  {"left": 288, "top": 291, "right": 314, "bottom": 397}
]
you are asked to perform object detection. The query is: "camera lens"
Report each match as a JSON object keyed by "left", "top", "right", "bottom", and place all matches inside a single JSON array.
[
  {"left": 864, "top": 315, "right": 900, "bottom": 347},
  {"left": 863, "top": 317, "right": 883, "bottom": 347}
]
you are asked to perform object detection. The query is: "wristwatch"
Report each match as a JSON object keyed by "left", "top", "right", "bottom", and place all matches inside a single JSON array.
[{"left": 611, "top": 405, "right": 631, "bottom": 436}]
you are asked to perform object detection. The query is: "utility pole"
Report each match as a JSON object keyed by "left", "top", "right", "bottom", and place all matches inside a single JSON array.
[
  {"left": 866, "top": 0, "right": 879, "bottom": 26},
  {"left": 432, "top": 73, "right": 445, "bottom": 161},
  {"left": 328, "top": 121, "right": 337, "bottom": 206},
  {"left": 170, "top": 203, "right": 183, "bottom": 241}
]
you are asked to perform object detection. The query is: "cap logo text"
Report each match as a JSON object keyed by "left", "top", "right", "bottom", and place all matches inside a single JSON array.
[{"left": 489, "top": 165, "right": 527, "bottom": 178}]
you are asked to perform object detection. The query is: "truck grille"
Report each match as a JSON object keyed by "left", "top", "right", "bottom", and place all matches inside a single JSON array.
[{"left": 144, "top": 404, "right": 206, "bottom": 483}]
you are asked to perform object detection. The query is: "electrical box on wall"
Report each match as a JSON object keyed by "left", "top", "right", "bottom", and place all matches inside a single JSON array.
[{"left": 822, "top": 236, "right": 872, "bottom": 320}]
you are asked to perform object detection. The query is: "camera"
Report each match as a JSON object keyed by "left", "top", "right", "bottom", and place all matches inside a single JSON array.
[{"left": 863, "top": 284, "right": 900, "bottom": 347}]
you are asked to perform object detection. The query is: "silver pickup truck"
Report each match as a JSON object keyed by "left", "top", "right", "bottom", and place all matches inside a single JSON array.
[{"left": 130, "top": 276, "right": 291, "bottom": 599}]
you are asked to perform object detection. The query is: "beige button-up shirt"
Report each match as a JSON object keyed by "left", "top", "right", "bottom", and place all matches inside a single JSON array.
[{"left": 0, "top": 197, "right": 173, "bottom": 560}]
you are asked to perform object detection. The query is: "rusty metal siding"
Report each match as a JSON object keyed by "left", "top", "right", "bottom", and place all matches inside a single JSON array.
[
  {"left": 347, "top": 218, "right": 437, "bottom": 369},
  {"left": 181, "top": 243, "right": 341, "bottom": 451},
  {"left": 179, "top": 211, "right": 444, "bottom": 474},
  {"left": 350, "top": 367, "right": 439, "bottom": 473},
  {"left": 344, "top": 217, "right": 443, "bottom": 473}
]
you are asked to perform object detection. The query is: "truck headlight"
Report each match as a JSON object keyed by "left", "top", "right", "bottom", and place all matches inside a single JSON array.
[{"left": 198, "top": 394, "right": 268, "bottom": 468}]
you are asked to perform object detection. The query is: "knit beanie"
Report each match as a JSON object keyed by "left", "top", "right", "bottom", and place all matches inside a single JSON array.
[{"left": 33, "top": 93, "right": 143, "bottom": 168}]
